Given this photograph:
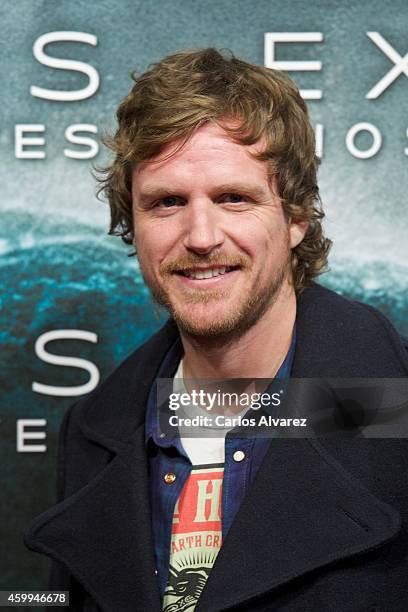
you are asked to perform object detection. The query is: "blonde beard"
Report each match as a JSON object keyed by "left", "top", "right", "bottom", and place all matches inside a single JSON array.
[{"left": 143, "top": 258, "right": 290, "bottom": 341}]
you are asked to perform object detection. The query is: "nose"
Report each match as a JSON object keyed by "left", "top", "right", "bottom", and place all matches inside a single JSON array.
[{"left": 182, "top": 199, "right": 225, "bottom": 255}]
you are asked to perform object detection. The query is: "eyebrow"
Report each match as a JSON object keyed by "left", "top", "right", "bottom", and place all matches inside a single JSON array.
[
  {"left": 138, "top": 186, "right": 180, "bottom": 204},
  {"left": 137, "top": 182, "right": 271, "bottom": 203}
]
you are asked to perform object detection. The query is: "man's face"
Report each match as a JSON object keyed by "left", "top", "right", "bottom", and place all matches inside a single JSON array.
[{"left": 132, "top": 123, "right": 306, "bottom": 338}]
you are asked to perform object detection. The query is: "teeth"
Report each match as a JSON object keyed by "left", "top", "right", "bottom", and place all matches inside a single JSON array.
[{"left": 185, "top": 266, "right": 230, "bottom": 280}]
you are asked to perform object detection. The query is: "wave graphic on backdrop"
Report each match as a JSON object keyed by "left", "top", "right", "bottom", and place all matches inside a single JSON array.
[
  {"left": 2, "top": 210, "right": 407, "bottom": 409},
  {"left": 1, "top": 211, "right": 167, "bottom": 419}
]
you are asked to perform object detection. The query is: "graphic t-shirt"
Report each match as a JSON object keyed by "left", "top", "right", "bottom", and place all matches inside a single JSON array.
[
  {"left": 162, "top": 361, "right": 244, "bottom": 612},
  {"left": 162, "top": 463, "right": 224, "bottom": 612}
]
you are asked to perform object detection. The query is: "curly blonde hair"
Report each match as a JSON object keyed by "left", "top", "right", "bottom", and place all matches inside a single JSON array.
[{"left": 97, "top": 48, "right": 331, "bottom": 290}]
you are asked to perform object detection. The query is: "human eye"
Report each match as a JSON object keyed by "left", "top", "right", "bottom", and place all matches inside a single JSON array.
[
  {"left": 154, "top": 196, "right": 184, "bottom": 209},
  {"left": 218, "top": 193, "right": 253, "bottom": 206}
]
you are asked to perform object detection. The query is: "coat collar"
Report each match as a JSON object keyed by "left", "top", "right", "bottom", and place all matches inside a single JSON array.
[{"left": 25, "top": 284, "right": 407, "bottom": 611}]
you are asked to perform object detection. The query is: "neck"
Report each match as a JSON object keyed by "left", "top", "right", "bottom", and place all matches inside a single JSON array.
[{"left": 180, "top": 281, "right": 297, "bottom": 380}]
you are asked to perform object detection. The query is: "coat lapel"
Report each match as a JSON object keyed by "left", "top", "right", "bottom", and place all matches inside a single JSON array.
[
  {"left": 25, "top": 319, "right": 181, "bottom": 612},
  {"left": 196, "top": 437, "right": 400, "bottom": 611},
  {"left": 26, "top": 426, "right": 162, "bottom": 612}
]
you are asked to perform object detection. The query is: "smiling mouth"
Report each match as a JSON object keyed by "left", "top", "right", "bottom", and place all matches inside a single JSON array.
[{"left": 174, "top": 265, "right": 240, "bottom": 280}]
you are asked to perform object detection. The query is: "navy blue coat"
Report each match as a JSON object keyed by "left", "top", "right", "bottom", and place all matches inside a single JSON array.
[{"left": 25, "top": 285, "right": 408, "bottom": 611}]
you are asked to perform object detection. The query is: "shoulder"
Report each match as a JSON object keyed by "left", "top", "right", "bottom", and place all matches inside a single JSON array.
[
  {"left": 295, "top": 284, "right": 408, "bottom": 376},
  {"left": 299, "top": 283, "right": 405, "bottom": 342}
]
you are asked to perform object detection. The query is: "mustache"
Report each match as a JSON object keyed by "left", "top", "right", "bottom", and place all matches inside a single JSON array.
[{"left": 160, "top": 252, "right": 250, "bottom": 274}]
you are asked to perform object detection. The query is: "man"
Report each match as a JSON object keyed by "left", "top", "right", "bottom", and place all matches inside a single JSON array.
[{"left": 25, "top": 49, "right": 408, "bottom": 611}]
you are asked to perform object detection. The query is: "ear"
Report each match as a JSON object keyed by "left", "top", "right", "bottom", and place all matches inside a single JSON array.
[{"left": 289, "top": 221, "right": 308, "bottom": 249}]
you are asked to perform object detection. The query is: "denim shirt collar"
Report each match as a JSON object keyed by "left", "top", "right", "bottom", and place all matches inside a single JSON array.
[{"left": 145, "top": 326, "right": 297, "bottom": 448}]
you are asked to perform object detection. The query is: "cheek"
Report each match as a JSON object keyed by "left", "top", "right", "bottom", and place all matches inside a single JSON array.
[
  {"left": 134, "top": 227, "right": 157, "bottom": 269},
  {"left": 135, "top": 222, "right": 176, "bottom": 268},
  {"left": 234, "top": 217, "right": 287, "bottom": 258}
]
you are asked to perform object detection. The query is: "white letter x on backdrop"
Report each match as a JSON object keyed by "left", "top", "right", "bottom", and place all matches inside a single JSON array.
[{"left": 366, "top": 32, "right": 408, "bottom": 99}]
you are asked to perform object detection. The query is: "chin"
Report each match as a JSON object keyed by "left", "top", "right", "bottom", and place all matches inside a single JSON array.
[
  {"left": 179, "top": 318, "right": 231, "bottom": 337},
  {"left": 171, "top": 302, "right": 263, "bottom": 341},
  {"left": 171, "top": 307, "right": 228, "bottom": 336}
]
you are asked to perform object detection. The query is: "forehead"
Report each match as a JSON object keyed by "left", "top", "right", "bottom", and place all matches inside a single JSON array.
[{"left": 132, "top": 123, "right": 268, "bottom": 187}]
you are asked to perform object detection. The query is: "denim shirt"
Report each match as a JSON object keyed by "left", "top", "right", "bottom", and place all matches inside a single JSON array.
[{"left": 145, "top": 329, "right": 296, "bottom": 599}]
